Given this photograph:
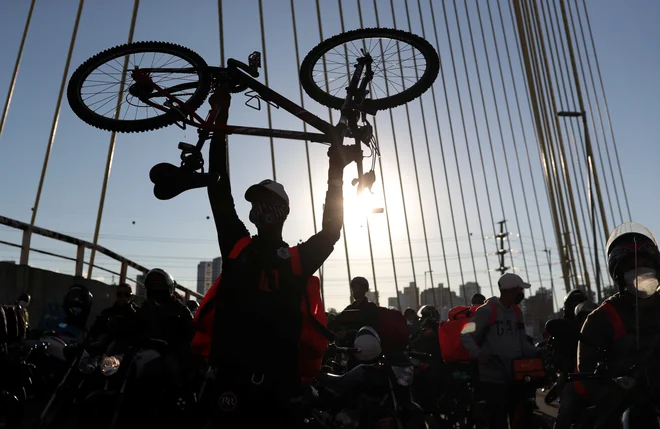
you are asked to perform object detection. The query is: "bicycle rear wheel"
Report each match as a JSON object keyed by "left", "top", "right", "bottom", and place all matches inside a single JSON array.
[
  {"left": 67, "top": 41, "right": 211, "bottom": 133},
  {"left": 299, "top": 27, "right": 439, "bottom": 112}
]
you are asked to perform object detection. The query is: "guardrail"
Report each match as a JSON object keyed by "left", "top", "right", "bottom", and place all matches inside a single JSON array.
[{"left": 0, "top": 215, "right": 203, "bottom": 300}]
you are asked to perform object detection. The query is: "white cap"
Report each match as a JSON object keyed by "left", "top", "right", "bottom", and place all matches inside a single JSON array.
[
  {"left": 498, "top": 273, "right": 531, "bottom": 290},
  {"left": 245, "top": 179, "right": 289, "bottom": 205}
]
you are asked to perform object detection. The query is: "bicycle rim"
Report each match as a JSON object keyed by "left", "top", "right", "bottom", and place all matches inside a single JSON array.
[{"left": 300, "top": 27, "right": 439, "bottom": 112}]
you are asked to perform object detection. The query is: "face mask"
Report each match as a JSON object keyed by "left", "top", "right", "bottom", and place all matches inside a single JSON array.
[
  {"left": 624, "top": 268, "right": 659, "bottom": 299},
  {"left": 19, "top": 300, "right": 29, "bottom": 308},
  {"left": 514, "top": 292, "right": 525, "bottom": 305},
  {"left": 249, "top": 203, "right": 288, "bottom": 230}
]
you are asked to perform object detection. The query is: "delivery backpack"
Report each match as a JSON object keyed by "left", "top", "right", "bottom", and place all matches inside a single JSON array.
[
  {"left": 192, "top": 236, "right": 332, "bottom": 384},
  {"left": 439, "top": 301, "right": 522, "bottom": 363}
]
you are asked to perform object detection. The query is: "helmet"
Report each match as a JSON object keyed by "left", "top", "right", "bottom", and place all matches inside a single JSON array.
[
  {"left": 417, "top": 305, "right": 440, "bottom": 321},
  {"left": 63, "top": 285, "right": 93, "bottom": 327},
  {"left": 403, "top": 307, "right": 417, "bottom": 319},
  {"left": 144, "top": 268, "right": 175, "bottom": 300},
  {"left": 606, "top": 222, "right": 660, "bottom": 290},
  {"left": 574, "top": 301, "right": 598, "bottom": 318},
  {"left": 353, "top": 326, "right": 382, "bottom": 361},
  {"left": 564, "top": 289, "right": 587, "bottom": 306}
]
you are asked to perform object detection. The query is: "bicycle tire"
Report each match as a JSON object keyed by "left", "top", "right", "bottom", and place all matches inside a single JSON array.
[
  {"left": 67, "top": 41, "right": 211, "bottom": 133},
  {"left": 299, "top": 27, "right": 439, "bottom": 112}
]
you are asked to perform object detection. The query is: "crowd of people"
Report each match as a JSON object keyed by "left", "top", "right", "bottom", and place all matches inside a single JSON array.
[{"left": 5, "top": 88, "right": 660, "bottom": 429}]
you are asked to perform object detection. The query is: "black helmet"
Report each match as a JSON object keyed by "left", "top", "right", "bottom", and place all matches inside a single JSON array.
[
  {"left": 574, "top": 301, "right": 598, "bottom": 318},
  {"left": 144, "top": 268, "right": 175, "bottom": 301},
  {"left": 63, "top": 285, "right": 93, "bottom": 327},
  {"left": 606, "top": 222, "right": 660, "bottom": 290},
  {"left": 564, "top": 289, "right": 587, "bottom": 306},
  {"left": 403, "top": 307, "right": 417, "bottom": 319},
  {"left": 417, "top": 305, "right": 440, "bottom": 321}
]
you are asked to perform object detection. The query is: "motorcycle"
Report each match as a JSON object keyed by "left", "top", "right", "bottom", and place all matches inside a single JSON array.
[
  {"left": 547, "top": 318, "right": 660, "bottom": 429},
  {"left": 79, "top": 338, "right": 191, "bottom": 429},
  {"left": 308, "top": 327, "right": 438, "bottom": 429}
]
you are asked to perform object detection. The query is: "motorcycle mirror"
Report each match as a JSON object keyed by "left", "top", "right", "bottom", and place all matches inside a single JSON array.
[{"left": 545, "top": 318, "right": 583, "bottom": 343}]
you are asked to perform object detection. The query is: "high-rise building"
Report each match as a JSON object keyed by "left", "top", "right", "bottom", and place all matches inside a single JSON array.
[
  {"left": 523, "top": 287, "right": 554, "bottom": 341},
  {"left": 366, "top": 290, "right": 379, "bottom": 305},
  {"left": 212, "top": 256, "right": 222, "bottom": 282},
  {"left": 135, "top": 273, "right": 147, "bottom": 305},
  {"left": 459, "top": 282, "right": 481, "bottom": 303},
  {"left": 197, "top": 261, "right": 214, "bottom": 296},
  {"left": 387, "top": 282, "right": 419, "bottom": 311}
]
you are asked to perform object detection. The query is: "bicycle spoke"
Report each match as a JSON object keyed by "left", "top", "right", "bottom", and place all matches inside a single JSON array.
[
  {"left": 80, "top": 51, "right": 203, "bottom": 122},
  {"left": 311, "top": 35, "right": 428, "bottom": 102}
]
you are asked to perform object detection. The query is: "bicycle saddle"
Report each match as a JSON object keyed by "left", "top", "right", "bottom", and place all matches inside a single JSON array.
[{"left": 149, "top": 163, "right": 217, "bottom": 200}]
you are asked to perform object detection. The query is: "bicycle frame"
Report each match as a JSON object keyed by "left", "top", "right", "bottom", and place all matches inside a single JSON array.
[
  {"left": 133, "top": 63, "right": 340, "bottom": 144},
  {"left": 133, "top": 56, "right": 376, "bottom": 192}
]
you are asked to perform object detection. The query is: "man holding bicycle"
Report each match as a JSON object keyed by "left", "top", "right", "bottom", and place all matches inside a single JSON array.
[{"left": 206, "top": 87, "right": 349, "bottom": 428}]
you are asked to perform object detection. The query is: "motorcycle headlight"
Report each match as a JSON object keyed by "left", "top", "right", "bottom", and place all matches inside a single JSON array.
[
  {"left": 78, "top": 352, "right": 99, "bottom": 374},
  {"left": 391, "top": 365, "right": 415, "bottom": 386},
  {"left": 100, "top": 355, "right": 123, "bottom": 376}
]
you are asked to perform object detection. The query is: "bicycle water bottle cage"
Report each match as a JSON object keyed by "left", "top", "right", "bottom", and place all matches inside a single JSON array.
[
  {"left": 244, "top": 91, "right": 280, "bottom": 111},
  {"left": 244, "top": 91, "right": 261, "bottom": 111}
]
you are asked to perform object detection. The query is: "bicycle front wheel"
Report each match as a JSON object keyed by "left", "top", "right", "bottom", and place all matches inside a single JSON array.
[
  {"left": 299, "top": 27, "right": 439, "bottom": 112},
  {"left": 67, "top": 41, "right": 211, "bottom": 133}
]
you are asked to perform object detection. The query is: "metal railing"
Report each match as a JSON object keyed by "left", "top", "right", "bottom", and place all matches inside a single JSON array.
[{"left": 0, "top": 215, "right": 202, "bottom": 301}]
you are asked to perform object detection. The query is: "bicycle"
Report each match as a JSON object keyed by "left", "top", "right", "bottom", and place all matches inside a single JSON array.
[{"left": 66, "top": 28, "right": 439, "bottom": 200}]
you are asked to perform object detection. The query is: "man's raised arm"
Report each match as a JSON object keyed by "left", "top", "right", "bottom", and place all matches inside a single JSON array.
[
  {"left": 207, "top": 89, "right": 249, "bottom": 259},
  {"left": 296, "top": 145, "right": 351, "bottom": 277}
]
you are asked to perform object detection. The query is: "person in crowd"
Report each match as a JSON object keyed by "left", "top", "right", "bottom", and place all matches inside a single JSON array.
[
  {"left": 461, "top": 273, "right": 539, "bottom": 429},
  {"left": 206, "top": 86, "right": 349, "bottom": 428}
]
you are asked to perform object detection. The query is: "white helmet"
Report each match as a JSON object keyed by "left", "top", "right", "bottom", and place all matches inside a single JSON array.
[{"left": 353, "top": 326, "right": 382, "bottom": 361}]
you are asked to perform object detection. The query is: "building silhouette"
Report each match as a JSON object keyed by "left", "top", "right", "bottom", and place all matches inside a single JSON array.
[
  {"left": 523, "top": 287, "right": 554, "bottom": 340},
  {"left": 197, "top": 261, "right": 213, "bottom": 296},
  {"left": 387, "top": 282, "right": 419, "bottom": 311},
  {"left": 459, "top": 282, "right": 481, "bottom": 304},
  {"left": 366, "top": 290, "right": 379, "bottom": 305}
]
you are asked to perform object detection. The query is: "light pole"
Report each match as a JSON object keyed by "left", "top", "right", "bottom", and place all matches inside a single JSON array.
[
  {"left": 557, "top": 110, "right": 601, "bottom": 302},
  {"left": 543, "top": 248, "right": 559, "bottom": 312}
]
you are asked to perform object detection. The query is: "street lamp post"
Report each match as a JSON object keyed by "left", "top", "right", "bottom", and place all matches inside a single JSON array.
[
  {"left": 543, "top": 248, "right": 560, "bottom": 311},
  {"left": 558, "top": 110, "right": 601, "bottom": 303}
]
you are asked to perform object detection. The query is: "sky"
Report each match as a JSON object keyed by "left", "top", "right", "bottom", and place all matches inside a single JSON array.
[{"left": 1, "top": 0, "right": 660, "bottom": 313}]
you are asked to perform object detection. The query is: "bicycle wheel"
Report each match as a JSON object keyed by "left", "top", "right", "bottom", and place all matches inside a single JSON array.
[
  {"left": 67, "top": 41, "right": 211, "bottom": 133},
  {"left": 300, "top": 27, "right": 439, "bottom": 112}
]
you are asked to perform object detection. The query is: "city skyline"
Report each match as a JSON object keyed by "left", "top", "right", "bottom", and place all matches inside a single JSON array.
[{"left": 1, "top": 1, "right": 659, "bottom": 313}]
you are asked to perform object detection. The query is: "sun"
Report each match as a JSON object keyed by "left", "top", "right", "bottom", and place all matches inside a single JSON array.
[{"left": 343, "top": 187, "right": 384, "bottom": 222}]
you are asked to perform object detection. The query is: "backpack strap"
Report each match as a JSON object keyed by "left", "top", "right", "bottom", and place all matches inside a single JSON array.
[
  {"left": 602, "top": 301, "right": 626, "bottom": 340},
  {"left": 486, "top": 301, "right": 523, "bottom": 327},
  {"left": 228, "top": 236, "right": 252, "bottom": 259}
]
